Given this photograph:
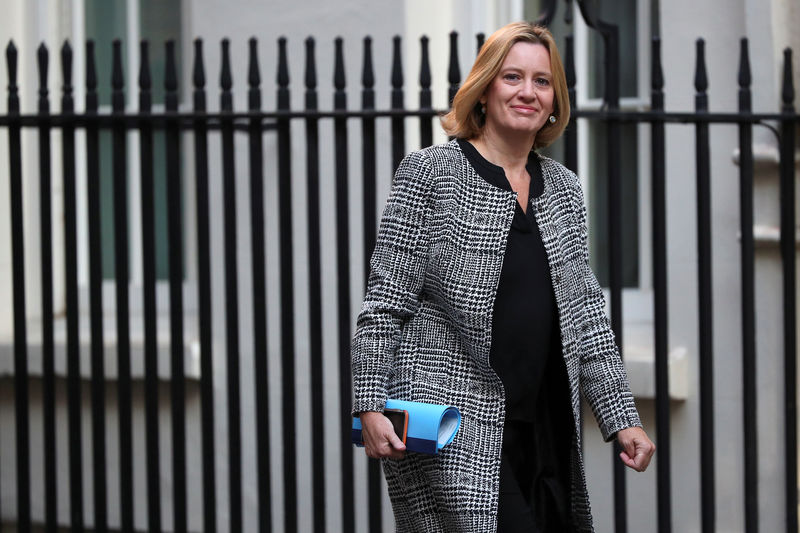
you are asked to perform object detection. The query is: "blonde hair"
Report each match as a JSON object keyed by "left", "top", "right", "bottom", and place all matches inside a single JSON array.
[{"left": 441, "top": 22, "right": 569, "bottom": 149}]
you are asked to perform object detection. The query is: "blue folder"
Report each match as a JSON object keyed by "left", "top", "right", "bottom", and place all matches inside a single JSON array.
[{"left": 352, "top": 399, "right": 461, "bottom": 455}]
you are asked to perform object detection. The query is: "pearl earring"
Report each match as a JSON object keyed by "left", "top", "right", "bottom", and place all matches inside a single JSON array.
[
  {"left": 481, "top": 104, "right": 486, "bottom": 114},
  {"left": 548, "top": 115, "right": 557, "bottom": 124}
]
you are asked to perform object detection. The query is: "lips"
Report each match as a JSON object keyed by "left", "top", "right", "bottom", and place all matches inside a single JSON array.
[{"left": 511, "top": 105, "right": 538, "bottom": 113}]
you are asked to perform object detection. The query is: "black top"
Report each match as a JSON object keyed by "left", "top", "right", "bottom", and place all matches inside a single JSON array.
[
  {"left": 458, "top": 139, "right": 574, "bottom": 531},
  {"left": 457, "top": 138, "right": 559, "bottom": 421}
]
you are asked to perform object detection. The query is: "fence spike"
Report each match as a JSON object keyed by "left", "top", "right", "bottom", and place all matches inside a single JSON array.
[
  {"left": 248, "top": 38, "right": 260, "bottom": 89},
  {"left": 782, "top": 48, "right": 794, "bottom": 109},
  {"left": 139, "top": 41, "right": 151, "bottom": 91},
  {"left": 6, "top": 41, "right": 18, "bottom": 113},
  {"left": 85, "top": 41, "right": 97, "bottom": 113},
  {"left": 112, "top": 40, "right": 124, "bottom": 111},
  {"left": 476, "top": 33, "right": 485, "bottom": 55},
  {"left": 334, "top": 37, "right": 345, "bottom": 92},
  {"left": 305, "top": 37, "right": 317, "bottom": 90},
  {"left": 565, "top": 34, "right": 576, "bottom": 90},
  {"left": 165, "top": 40, "right": 178, "bottom": 93},
  {"left": 112, "top": 39, "right": 124, "bottom": 91},
  {"left": 61, "top": 41, "right": 73, "bottom": 112},
  {"left": 37, "top": 43, "right": 49, "bottom": 102},
  {"left": 391, "top": 35, "right": 403, "bottom": 90},
  {"left": 361, "top": 36, "right": 373, "bottom": 90},
  {"left": 651, "top": 37, "right": 663, "bottom": 92},
  {"left": 193, "top": 39, "right": 205, "bottom": 90},
  {"left": 221, "top": 39, "right": 232, "bottom": 92},
  {"left": 419, "top": 36, "right": 431, "bottom": 90},
  {"left": 448, "top": 30, "right": 460, "bottom": 105},
  {"left": 248, "top": 38, "right": 260, "bottom": 110},
  {"left": 694, "top": 38, "right": 708, "bottom": 95},
  {"left": 278, "top": 37, "right": 290, "bottom": 110},
  {"left": 564, "top": 0, "right": 573, "bottom": 25},
  {"left": 738, "top": 38, "right": 751, "bottom": 89},
  {"left": 277, "top": 36, "right": 289, "bottom": 89}
]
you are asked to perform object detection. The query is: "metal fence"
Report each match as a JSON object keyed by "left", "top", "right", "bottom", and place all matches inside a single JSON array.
[{"left": 1, "top": 3, "right": 799, "bottom": 533}]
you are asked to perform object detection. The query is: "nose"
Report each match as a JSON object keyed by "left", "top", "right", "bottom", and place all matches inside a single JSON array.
[{"left": 518, "top": 80, "right": 537, "bottom": 101}]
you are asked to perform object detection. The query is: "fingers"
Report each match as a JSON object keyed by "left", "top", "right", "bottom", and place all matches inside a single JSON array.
[
  {"left": 360, "top": 412, "right": 407, "bottom": 460},
  {"left": 616, "top": 427, "right": 656, "bottom": 472}
]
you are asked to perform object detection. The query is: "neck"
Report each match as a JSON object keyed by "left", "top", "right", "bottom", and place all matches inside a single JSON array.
[{"left": 470, "top": 125, "right": 535, "bottom": 172}]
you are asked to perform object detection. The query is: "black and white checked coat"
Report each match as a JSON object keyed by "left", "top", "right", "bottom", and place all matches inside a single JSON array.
[{"left": 351, "top": 140, "right": 642, "bottom": 532}]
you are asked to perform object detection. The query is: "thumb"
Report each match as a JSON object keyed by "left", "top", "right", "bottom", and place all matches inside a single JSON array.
[{"left": 387, "top": 430, "right": 406, "bottom": 451}]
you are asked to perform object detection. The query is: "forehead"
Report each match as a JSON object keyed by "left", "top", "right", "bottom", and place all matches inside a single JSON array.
[{"left": 501, "top": 41, "right": 551, "bottom": 71}]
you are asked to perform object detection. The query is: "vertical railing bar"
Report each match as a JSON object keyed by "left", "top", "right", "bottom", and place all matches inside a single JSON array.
[
  {"left": 651, "top": 36, "right": 672, "bottom": 533},
  {"left": 219, "top": 38, "right": 242, "bottom": 533},
  {"left": 305, "top": 35, "right": 325, "bottom": 533},
  {"left": 86, "top": 39, "right": 107, "bottom": 533},
  {"left": 165, "top": 39, "right": 187, "bottom": 533},
  {"left": 694, "top": 38, "right": 716, "bottom": 533},
  {"left": 361, "top": 34, "right": 382, "bottom": 533},
  {"left": 138, "top": 39, "right": 162, "bottom": 533},
  {"left": 63, "top": 40, "right": 86, "bottom": 532},
  {"left": 38, "top": 41, "right": 59, "bottom": 533},
  {"left": 476, "top": 32, "right": 485, "bottom": 55},
  {"left": 390, "top": 36, "right": 405, "bottom": 172},
  {"left": 564, "top": 34, "right": 577, "bottom": 173},
  {"left": 779, "top": 47, "right": 798, "bottom": 533},
  {"left": 418, "top": 35, "right": 432, "bottom": 149},
  {"left": 276, "top": 35, "right": 298, "bottom": 533},
  {"left": 601, "top": 23, "right": 628, "bottom": 533},
  {"left": 192, "top": 38, "right": 217, "bottom": 533},
  {"left": 112, "top": 39, "right": 135, "bottom": 533},
  {"left": 7, "top": 39, "right": 31, "bottom": 532},
  {"left": 738, "top": 37, "right": 759, "bottom": 533},
  {"left": 334, "top": 36, "right": 355, "bottom": 532},
  {"left": 248, "top": 36, "right": 272, "bottom": 533}
]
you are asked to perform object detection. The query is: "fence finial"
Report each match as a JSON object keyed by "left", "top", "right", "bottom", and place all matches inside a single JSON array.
[
  {"left": 221, "top": 39, "right": 232, "bottom": 91},
  {"left": 193, "top": 39, "right": 205, "bottom": 90},
  {"left": 738, "top": 39, "right": 751, "bottom": 113},
  {"left": 61, "top": 41, "right": 73, "bottom": 113},
  {"left": 37, "top": 43, "right": 49, "bottom": 104},
  {"left": 476, "top": 33, "right": 485, "bottom": 55},
  {"left": 782, "top": 48, "right": 795, "bottom": 110},
  {"left": 139, "top": 40, "right": 151, "bottom": 91},
  {"left": 651, "top": 37, "right": 664, "bottom": 111},
  {"left": 419, "top": 36, "right": 431, "bottom": 109},
  {"left": 6, "top": 41, "right": 18, "bottom": 114},
  {"left": 165, "top": 40, "right": 178, "bottom": 111},
  {"left": 306, "top": 37, "right": 317, "bottom": 91},
  {"left": 391, "top": 35, "right": 403, "bottom": 93},
  {"left": 277, "top": 37, "right": 289, "bottom": 89},
  {"left": 694, "top": 39, "right": 708, "bottom": 94},
  {"left": 448, "top": 31, "right": 460, "bottom": 105},
  {"left": 361, "top": 37, "right": 373, "bottom": 90},
  {"left": 85, "top": 41, "right": 97, "bottom": 113},
  {"left": 565, "top": 34, "right": 576, "bottom": 90},
  {"left": 248, "top": 38, "right": 261, "bottom": 110},
  {"left": 112, "top": 40, "right": 124, "bottom": 112},
  {"left": 334, "top": 37, "right": 345, "bottom": 93}
]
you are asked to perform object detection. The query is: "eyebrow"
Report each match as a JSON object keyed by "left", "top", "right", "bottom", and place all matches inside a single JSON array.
[{"left": 500, "top": 66, "right": 552, "bottom": 77}]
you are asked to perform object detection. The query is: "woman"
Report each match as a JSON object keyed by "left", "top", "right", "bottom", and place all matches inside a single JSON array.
[{"left": 352, "top": 22, "right": 655, "bottom": 533}]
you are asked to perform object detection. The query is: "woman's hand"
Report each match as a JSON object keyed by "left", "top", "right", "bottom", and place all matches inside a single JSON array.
[
  {"left": 616, "top": 426, "right": 655, "bottom": 472},
  {"left": 360, "top": 411, "right": 407, "bottom": 460}
]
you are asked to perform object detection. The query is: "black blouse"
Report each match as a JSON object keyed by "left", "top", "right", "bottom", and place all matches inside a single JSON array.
[{"left": 458, "top": 138, "right": 574, "bottom": 531}]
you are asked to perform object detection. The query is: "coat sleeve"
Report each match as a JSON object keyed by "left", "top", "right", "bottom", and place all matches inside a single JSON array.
[
  {"left": 572, "top": 179, "right": 643, "bottom": 442},
  {"left": 351, "top": 150, "right": 434, "bottom": 415}
]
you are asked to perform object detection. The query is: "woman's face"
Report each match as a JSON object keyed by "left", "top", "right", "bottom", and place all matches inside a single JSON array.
[{"left": 480, "top": 41, "right": 555, "bottom": 140}]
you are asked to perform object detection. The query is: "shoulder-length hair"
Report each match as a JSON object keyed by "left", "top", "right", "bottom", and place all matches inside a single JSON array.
[{"left": 441, "top": 22, "right": 569, "bottom": 149}]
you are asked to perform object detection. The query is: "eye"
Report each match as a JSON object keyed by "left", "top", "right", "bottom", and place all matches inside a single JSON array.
[
  {"left": 535, "top": 77, "right": 551, "bottom": 87},
  {"left": 503, "top": 73, "right": 521, "bottom": 81}
]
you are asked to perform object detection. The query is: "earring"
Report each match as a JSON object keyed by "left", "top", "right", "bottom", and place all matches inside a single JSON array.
[
  {"left": 481, "top": 104, "right": 486, "bottom": 114},
  {"left": 548, "top": 115, "right": 557, "bottom": 124}
]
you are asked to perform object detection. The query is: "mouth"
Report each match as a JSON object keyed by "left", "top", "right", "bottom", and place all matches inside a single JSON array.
[{"left": 511, "top": 105, "right": 538, "bottom": 113}]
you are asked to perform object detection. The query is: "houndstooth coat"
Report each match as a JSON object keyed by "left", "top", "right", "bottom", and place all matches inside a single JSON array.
[{"left": 351, "top": 139, "right": 642, "bottom": 532}]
